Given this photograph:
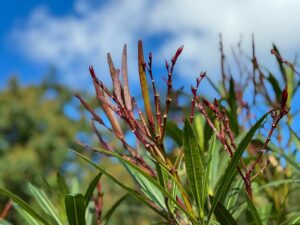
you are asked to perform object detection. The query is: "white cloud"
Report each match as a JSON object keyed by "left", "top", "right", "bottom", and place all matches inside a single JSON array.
[{"left": 9, "top": 0, "right": 300, "bottom": 89}]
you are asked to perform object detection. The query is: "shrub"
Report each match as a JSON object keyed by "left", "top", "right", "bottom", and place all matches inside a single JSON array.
[{"left": 1, "top": 39, "right": 300, "bottom": 225}]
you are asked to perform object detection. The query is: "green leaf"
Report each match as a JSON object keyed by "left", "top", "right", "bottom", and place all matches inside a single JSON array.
[
  {"left": 286, "top": 67, "right": 294, "bottom": 107},
  {"left": 75, "top": 148, "right": 197, "bottom": 223},
  {"left": 204, "top": 134, "right": 216, "bottom": 203},
  {"left": 225, "top": 177, "right": 243, "bottom": 211},
  {"left": 232, "top": 201, "right": 247, "bottom": 220},
  {"left": 85, "top": 202, "right": 94, "bottom": 225},
  {"left": 208, "top": 111, "right": 270, "bottom": 222},
  {"left": 183, "top": 119, "right": 205, "bottom": 219},
  {"left": 84, "top": 172, "right": 102, "bottom": 208},
  {"left": 126, "top": 163, "right": 166, "bottom": 210},
  {"left": 0, "top": 187, "right": 50, "bottom": 225},
  {"left": 56, "top": 172, "right": 70, "bottom": 195},
  {"left": 227, "top": 77, "right": 239, "bottom": 133},
  {"left": 28, "top": 183, "right": 62, "bottom": 225},
  {"left": 0, "top": 220, "right": 12, "bottom": 225},
  {"left": 102, "top": 194, "right": 129, "bottom": 225},
  {"left": 267, "top": 72, "right": 282, "bottom": 102},
  {"left": 260, "top": 203, "right": 272, "bottom": 225},
  {"left": 214, "top": 201, "right": 238, "bottom": 225},
  {"left": 289, "top": 215, "right": 300, "bottom": 224},
  {"left": 70, "top": 150, "right": 172, "bottom": 221},
  {"left": 65, "top": 194, "right": 86, "bottom": 225},
  {"left": 272, "top": 44, "right": 287, "bottom": 82},
  {"left": 245, "top": 193, "right": 263, "bottom": 225},
  {"left": 204, "top": 114, "right": 214, "bottom": 150},
  {"left": 13, "top": 204, "right": 41, "bottom": 225},
  {"left": 165, "top": 121, "right": 183, "bottom": 146},
  {"left": 194, "top": 115, "right": 205, "bottom": 150}
]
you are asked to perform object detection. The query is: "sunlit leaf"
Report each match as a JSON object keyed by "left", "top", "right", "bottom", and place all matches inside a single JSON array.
[
  {"left": 183, "top": 119, "right": 205, "bottom": 219},
  {"left": 126, "top": 164, "right": 166, "bottom": 210},
  {"left": 13, "top": 204, "right": 41, "bottom": 225},
  {"left": 0, "top": 187, "right": 50, "bottom": 225},
  {"left": 225, "top": 177, "right": 243, "bottom": 212},
  {"left": 28, "top": 183, "right": 62, "bottom": 225},
  {"left": 208, "top": 111, "right": 270, "bottom": 222},
  {"left": 204, "top": 134, "right": 216, "bottom": 203},
  {"left": 245, "top": 193, "right": 263, "bottom": 225},
  {"left": 70, "top": 150, "right": 174, "bottom": 221},
  {"left": 76, "top": 148, "right": 197, "bottom": 223}
]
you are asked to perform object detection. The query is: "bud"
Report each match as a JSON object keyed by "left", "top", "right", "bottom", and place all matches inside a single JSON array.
[
  {"left": 171, "top": 45, "right": 184, "bottom": 64},
  {"left": 281, "top": 86, "right": 288, "bottom": 109},
  {"left": 89, "top": 66, "right": 96, "bottom": 78}
]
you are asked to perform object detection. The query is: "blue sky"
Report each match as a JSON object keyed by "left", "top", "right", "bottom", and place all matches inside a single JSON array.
[{"left": 1, "top": 0, "right": 300, "bottom": 91}]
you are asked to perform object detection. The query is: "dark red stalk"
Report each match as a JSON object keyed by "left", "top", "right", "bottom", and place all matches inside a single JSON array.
[
  {"left": 146, "top": 52, "right": 162, "bottom": 140},
  {"left": 161, "top": 46, "right": 184, "bottom": 142},
  {"left": 0, "top": 200, "right": 12, "bottom": 219},
  {"left": 94, "top": 182, "right": 103, "bottom": 225}
]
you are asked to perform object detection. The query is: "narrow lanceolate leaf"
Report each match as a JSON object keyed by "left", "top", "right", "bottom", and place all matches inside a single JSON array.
[
  {"left": 122, "top": 44, "right": 132, "bottom": 110},
  {"left": 28, "top": 184, "right": 62, "bottom": 225},
  {"left": 126, "top": 163, "right": 166, "bottom": 210},
  {"left": 70, "top": 150, "right": 171, "bottom": 221},
  {"left": 245, "top": 193, "right": 263, "bottom": 225},
  {"left": 56, "top": 172, "right": 70, "bottom": 195},
  {"left": 213, "top": 200, "right": 238, "bottom": 225},
  {"left": 225, "top": 177, "right": 243, "bottom": 211},
  {"left": 228, "top": 77, "right": 239, "bottom": 134},
  {"left": 272, "top": 44, "right": 287, "bottom": 82},
  {"left": 102, "top": 194, "right": 129, "bottom": 225},
  {"left": 267, "top": 72, "right": 282, "bottom": 103},
  {"left": 208, "top": 111, "right": 270, "bottom": 222},
  {"left": 0, "top": 187, "right": 50, "bottom": 225},
  {"left": 204, "top": 134, "right": 216, "bottom": 202},
  {"left": 80, "top": 148, "right": 197, "bottom": 223},
  {"left": 84, "top": 172, "right": 102, "bottom": 208},
  {"left": 65, "top": 194, "right": 86, "bottom": 225},
  {"left": 183, "top": 119, "right": 205, "bottom": 219},
  {"left": 286, "top": 67, "right": 294, "bottom": 107},
  {"left": 138, "top": 40, "right": 155, "bottom": 130},
  {"left": 13, "top": 204, "right": 41, "bottom": 225}
]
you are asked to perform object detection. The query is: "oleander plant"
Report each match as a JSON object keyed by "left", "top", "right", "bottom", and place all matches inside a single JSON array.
[{"left": 1, "top": 38, "right": 300, "bottom": 225}]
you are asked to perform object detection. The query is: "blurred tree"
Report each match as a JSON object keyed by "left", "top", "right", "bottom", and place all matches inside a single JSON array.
[{"left": 0, "top": 75, "right": 88, "bottom": 203}]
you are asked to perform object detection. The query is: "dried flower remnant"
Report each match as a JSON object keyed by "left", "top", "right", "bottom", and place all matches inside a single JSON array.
[
  {"left": 76, "top": 41, "right": 185, "bottom": 173},
  {"left": 190, "top": 72, "right": 289, "bottom": 198}
]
